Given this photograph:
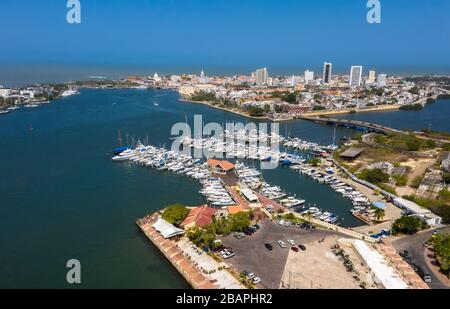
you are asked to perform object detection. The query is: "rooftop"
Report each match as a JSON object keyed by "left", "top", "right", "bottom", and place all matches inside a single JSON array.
[
  {"left": 340, "top": 147, "right": 364, "bottom": 159},
  {"left": 207, "top": 159, "right": 235, "bottom": 171},
  {"left": 152, "top": 217, "right": 185, "bottom": 239},
  {"left": 181, "top": 205, "right": 217, "bottom": 228},
  {"left": 226, "top": 205, "right": 246, "bottom": 215}
]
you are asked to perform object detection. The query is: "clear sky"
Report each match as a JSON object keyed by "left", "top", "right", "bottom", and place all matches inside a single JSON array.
[{"left": 1, "top": 0, "right": 449, "bottom": 74}]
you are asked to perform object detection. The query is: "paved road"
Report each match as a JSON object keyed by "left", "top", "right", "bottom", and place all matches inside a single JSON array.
[{"left": 392, "top": 227, "right": 450, "bottom": 289}]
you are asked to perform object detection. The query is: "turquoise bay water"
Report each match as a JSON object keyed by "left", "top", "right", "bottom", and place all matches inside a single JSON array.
[{"left": 1, "top": 89, "right": 448, "bottom": 288}]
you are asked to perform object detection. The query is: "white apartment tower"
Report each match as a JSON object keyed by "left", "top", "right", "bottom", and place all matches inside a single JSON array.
[
  {"left": 255, "top": 67, "right": 269, "bottom": 86},
  {"left": 304, "top": 70, "right": 314, "bottom": 84}
]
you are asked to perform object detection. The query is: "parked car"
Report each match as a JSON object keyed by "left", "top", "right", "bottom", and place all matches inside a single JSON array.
[
  {"left": 244, "top": 229, "right": 254, "bottom": 236},
  {"left": 291, "top": 246, "right": 299, "bottom": 252},
  {"left": 253, "top": 277, "right": 261, "bottom": 284},
  {"left": 278, "top": 240, "right": 286, "bottom": 248},
  {"left": 264, "top": 243, "right": 273, "bottom": 251},
  {"left": 287, "top": 239, "right": 295, "bottom": 245},
  {"left": 223, "top": 251, "right": 235, "bottom": 259},
  {"left": 247, "top": 273, "right": 255, "bottom": 279},
  {"left": 298, "top": 244, "right": 306, "bottom": 251},
  {"left": 233, "top": 232, "right": 245, "bottom": 239}
]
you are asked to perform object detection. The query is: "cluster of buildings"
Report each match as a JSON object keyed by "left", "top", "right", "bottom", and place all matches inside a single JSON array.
[{"left": 126, "top": 62, "right": 441, "bottom": 118}]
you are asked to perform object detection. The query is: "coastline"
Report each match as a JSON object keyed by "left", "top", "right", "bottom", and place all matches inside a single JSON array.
[
  {"left": 179, "top": 95, "right": 439, "bottom": 122},
  {"left": 179, "top": 98, "right": 271, "bottom": 121}
]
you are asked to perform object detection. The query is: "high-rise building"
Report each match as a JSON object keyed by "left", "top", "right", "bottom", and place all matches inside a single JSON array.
[
  {"left": 290, "top": 75, "right": 301, "bottom": 87},
  {"left": 349, "top": 66, "right": 363, "bottom": 87},
  {"left": 322, "top": 62, "right": 332, "bottom": 84},
  {"left": 198, "top": 69, "right": 208, "bottom": 84},
  {"left": 367, "top": 70, "right": 376, "bottom": 84},
  {"left": 377, "top": 74, "right": 387, "bottom": 87},
  {"left": 304, "top": 70, "right": 314, "bottom": 84},
  {"left": 255, "top": 67, "right": 269, "bottom": 86}
]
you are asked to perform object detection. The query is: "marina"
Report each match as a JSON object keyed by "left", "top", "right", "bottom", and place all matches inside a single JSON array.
[
  {"left": 111, "top": 132, "right": 353, "bottom": 227},
  {"left": 1, "top": 88, "right": 448, "bottom": 288}
]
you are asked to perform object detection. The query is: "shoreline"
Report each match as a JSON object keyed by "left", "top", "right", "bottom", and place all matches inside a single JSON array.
[
  {"left": 179, "top": 98, "right": 271, "bottom": 121},
  {"left": 178, "top": 93, "right": 443, "bottom": 122}
]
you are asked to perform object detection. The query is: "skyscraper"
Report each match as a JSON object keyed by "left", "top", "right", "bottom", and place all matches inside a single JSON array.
[
  {"left": 322, "top": 62, "right": 332, "bottom": 84},
  {"left": 349, "top": 66, "right": 363, "bottom": 87},
  {"left": 377, "top": 74, "right": 387, "bottom": 87},
  {"left": 367, "top": 70, "right": 376, "bottom": 84},
  {"left": 304, "top": 70, "right": 314, "bottom": 84},
  {"left": 255, "top": 67, "right": 269, "bottom": 86}
]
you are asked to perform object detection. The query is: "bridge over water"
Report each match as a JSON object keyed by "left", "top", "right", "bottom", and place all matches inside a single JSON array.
[{"left": 299, "top": 116, "right": 402, "bottom": 134}]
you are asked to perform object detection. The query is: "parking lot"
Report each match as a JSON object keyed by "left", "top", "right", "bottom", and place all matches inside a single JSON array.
[{"left": 220, "top": 219, "right": 342, "bottom": 288}]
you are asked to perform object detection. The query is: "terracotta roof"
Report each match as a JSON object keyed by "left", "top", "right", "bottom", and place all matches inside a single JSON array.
[
  {"left": 226, "top": 205, "right": 245, "bottom": 215},
  {"left": 207, "top": 159, "right": 235, "bottom": 171},
  {"left": 181, "top": 205, "right": 217, "bottom": 228}
]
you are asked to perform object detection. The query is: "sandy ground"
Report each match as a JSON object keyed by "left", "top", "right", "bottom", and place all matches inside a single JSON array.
[
  {"left": 280, "top": 236, "right": 377, "bottom": 289},
  {"left": 397, "top": 158, "right": 436, "bottom": 197}
]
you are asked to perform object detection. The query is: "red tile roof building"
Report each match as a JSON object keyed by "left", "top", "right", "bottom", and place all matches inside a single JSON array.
[
  {"left": 180, "top": 205, "right": 218, "bottom": 229},
  {"left": 207, "top": 159, "right": 235, "bottom": 174}
]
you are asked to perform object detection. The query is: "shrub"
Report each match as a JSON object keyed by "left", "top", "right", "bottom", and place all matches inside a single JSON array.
[
  {"left": 358, "top": 168, "right": 390, "bottom": 184},
  {"left": 161, "top": 204, "right": 189, "bottom": 226},
  {"left": 429, "top": 233, "right": 450, "bottom": 275},
  {"left": 391, "top": 216, "right": 429, "bottom": 235}
]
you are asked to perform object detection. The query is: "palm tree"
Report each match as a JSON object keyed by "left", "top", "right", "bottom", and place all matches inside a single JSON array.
[{"left": 373, "top": 208, "right": 386, "bottom": 222}]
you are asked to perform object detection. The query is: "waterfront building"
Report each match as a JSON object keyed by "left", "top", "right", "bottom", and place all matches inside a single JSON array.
[
  {"left": 367, "top": 70, "right": 376, "bottom": 84},
  {"left": 377, "top": 74, "right": 387, "bottom": 87},
  {"left": 322, "top": 62, "right": 332, "bottom": 84},
  {"left": 180, "top": 205, "right": 218, "bottom": 229},
  {"left": 152, "top": 217, "right": 185, "bottom": 239},
  {"left": 349, "top": 66, "right": 363, "bottom": 87},
  {"left": 304, "top": 70, "right": 314, "bottom": 84},
  {"left": 207, "top": 159, "right": 235, "bottom": 175},
  {"left": 0, "top": 88, "right": 12, "bottom": 98},
  {"left": 255, "top": 67, "right": 269, "bottom": 86}
]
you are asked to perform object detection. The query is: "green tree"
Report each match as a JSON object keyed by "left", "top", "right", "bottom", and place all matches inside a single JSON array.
[
  {"left": 161, "top": 204, "right": 189, "bottom": 226},
  {"left": 391, "top": 216, "right": 429, "bottom": 235},
  {"left": 429, "top": 233, "right": 450, "bottom": 275},
  {"left": 230, "top": 212, "right": 251, "bottom": 232},
  {"left": 439, "top": 187, "right": 450, "bottom": 202},
  {"left": 358, "top": 168, "right": 390, "bottom": 184},
  {"left": 372, "top": 207, "right": 386, "bottom": 222},
  {"left": 246, "top": 106, "right": 265, "bottom": 117},
  {"left": 443, "top": 173, "right": 450, "bottom": 184}
]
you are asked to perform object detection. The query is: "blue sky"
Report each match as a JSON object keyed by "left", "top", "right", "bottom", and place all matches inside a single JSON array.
[{"left": 1, "top": 0, "right": 449, "bottom": 73}]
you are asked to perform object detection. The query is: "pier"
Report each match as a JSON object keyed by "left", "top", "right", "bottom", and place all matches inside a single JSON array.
[
  {"left": 137, "top": 214, "right": 216, "bottom": 289},
  {"left": 137, "top": 213, "right": 244, "bottom": 289}
]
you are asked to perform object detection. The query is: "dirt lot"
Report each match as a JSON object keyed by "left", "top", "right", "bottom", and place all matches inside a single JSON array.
[
  {"left": 220, "top": 219, "right": 342, "bottom": 289},
  {"left": 280, "top": 236, "right": 376, "bottom": 289}
]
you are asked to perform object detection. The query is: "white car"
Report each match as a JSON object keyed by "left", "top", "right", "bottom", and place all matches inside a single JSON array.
[
  {"left": 278, "top": 240, "right": 286, "bottom": 248},
  {"left": 253, "top": 277, "right": 261, "bottom": 284},
  {"left": 223, "top": 251, "right": 235, "bottom": 259},
  {"left": 247, "top": 273, "right": 255, "bottom": 279},
  {"left": 287, "top": 239, "right": 295, "bottom": 245}
]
